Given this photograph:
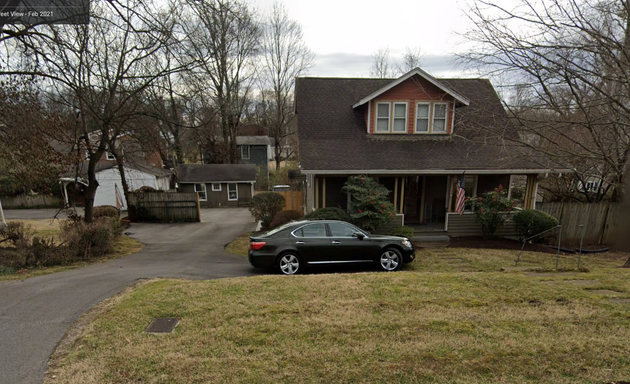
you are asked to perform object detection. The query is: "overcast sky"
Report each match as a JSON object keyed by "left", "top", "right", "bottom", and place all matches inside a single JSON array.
[{"left": 252, "top": 0, "right": 476, "bottom": 78}]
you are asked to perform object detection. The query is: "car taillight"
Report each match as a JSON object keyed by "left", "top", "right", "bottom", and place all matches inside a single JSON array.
[{"left": 250, "top": 242, "right": 266, "bottom": 250}]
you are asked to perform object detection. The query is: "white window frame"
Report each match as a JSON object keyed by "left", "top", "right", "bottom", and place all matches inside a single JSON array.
[
  {"left": 227, "top": 183, "right": 238, "bottom": 201},
  {"left": 375, "top": 102, "right": 391, "bottom": 133},
  {"left": 415, "top": 102, "right": 431, "bottom": 133},
  {"left": 392, "top": 102, "right": 408, "bottom": 133},
  {"left": 211, "top": 183, "right": 222, "bottom": 191},
  {"left": 106, "top": 151, "right": 115, "bottom": 160},
  {"left": 415, "top": 102, "right": 450, "bottom": 134},
  {"left": 194, "top": 183, "right": 207, "bottom": 201},
  {"left": 432, "top": 103, "right": 449, "bottom": 133},
  {"left": 241, "top": 145, "right": 250, "bottom": 160}
]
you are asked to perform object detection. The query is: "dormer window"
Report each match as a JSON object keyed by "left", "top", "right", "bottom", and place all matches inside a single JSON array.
[
  {"left": 392, "top": 103, "right": 407, "bottom": 133},
  {"left": 415, "top": 102, "right": 450, "bottom": 134},
  {"left": 415, "top": 103, "right": 430, "bottom": 133},
  {"left": 376, "top": 102, "right": 407, "bottom": 133},
  {"left": 433, "top": 103, "right": 448, "bottom": 133},
  {"left": 376, "top": 103, "right": 390, "bottom": 132}
]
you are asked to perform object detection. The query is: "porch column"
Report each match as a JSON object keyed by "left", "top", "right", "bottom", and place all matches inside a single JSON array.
[
  {"left": 305, "top": 174, "right": 315, "bottom": 213},
  {"left": 523, "top": 174, "right": 539, "bottom": 210},
  {"left": 394, "top": 177, "right": 398, "bottom": 211},
  {"left": 419, "top": 176, "right": 426, "bottom": 223},
  {"left": 446, "top": 176, "right": 454, "bottom": 212},
  {"left": 399, "top": 177, "right": 405, "bottom": 214},
  {"left": 315, "top": 177, "right": 319, "bottom": 209},
  {"left": 322, "top": 177, "right": 326, "bottom": 208}
]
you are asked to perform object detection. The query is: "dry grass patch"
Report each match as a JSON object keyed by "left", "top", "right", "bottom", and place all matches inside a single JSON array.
[
  {"left": 0, "top": 234, "right": 144, "bottom": 282},
  {"left": 47, "top": 249, "right": 630, "bottom": 384},
  {"left": 2, "top": 219, "right": 63, "bottom": 245},
  {"left": 224, "top": 232, "right": 251, "bottom": 257}
]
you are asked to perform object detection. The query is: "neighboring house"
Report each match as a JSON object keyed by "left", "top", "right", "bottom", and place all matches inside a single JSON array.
[
  {"left": 296, "top": 68, "right": 567, "bottom": 235},
  {"left": 176, "top": 164, "right": 256, "bottom": 208},
  {"left": 59, "top": 162, "right": 172, "bottom": 210},
  {"left": 237, "top": 136, "right": 272, "bottom": 168}
]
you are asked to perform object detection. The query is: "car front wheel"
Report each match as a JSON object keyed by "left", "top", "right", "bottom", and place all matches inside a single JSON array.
[
  {"left": 278, "top": 253, "right": 302, "bottom": 275},
  {"left": 379, "top": 248, "right": 402, "bottom": 271}
]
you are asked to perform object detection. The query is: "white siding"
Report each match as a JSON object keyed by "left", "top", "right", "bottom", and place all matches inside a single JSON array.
[{"left": 94, "top": 167, "right": 164, "bottom": 209}]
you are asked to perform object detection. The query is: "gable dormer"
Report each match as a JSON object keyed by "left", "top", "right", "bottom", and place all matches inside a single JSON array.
[{"left": 354, "top": 68, "right": 470, "bottom": 135}]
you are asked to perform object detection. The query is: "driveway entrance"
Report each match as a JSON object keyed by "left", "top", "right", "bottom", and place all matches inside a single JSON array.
[{"left": 0, "top": 208, "right": 258, "bottom": 384}]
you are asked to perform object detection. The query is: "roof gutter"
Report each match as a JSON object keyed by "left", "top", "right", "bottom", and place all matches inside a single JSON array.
[{"left": 299, "top": 169, "right": 572, "bottom": 175}]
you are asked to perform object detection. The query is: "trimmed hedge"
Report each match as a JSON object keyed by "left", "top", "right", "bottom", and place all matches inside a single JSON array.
[
  {"left": 304, "top": 207, "right": 352, "bottom": 222},
  {"left": 249, "top": 192, "right": 286, "bottom": 229},
  {"left": 269, "top": 210, "right": 303, "bottom": 229},
  {"left": 388, "top": 226, "right": 415, "bottom": 239},
  {"left": 93, "top": 205, "right": 120, "bottom": 219},
  {"left": 514, "top": 209, "right": 559, "bottom": 242}
]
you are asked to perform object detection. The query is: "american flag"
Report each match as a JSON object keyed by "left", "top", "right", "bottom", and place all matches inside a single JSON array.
[{"left": 455, "top": 176, "right": 466, "bottom": 215}]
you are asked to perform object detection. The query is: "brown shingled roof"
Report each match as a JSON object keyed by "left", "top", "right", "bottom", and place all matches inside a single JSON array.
[
  {"left": 176, "top": 164, "right": 256, "bottom": 183},
  {"left": 296, "top": 76, "right": 557, "bottom": 173}
]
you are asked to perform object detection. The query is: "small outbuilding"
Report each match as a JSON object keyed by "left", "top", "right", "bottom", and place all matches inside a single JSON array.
[
  {"left": 60, "top": 162, "right": 172, "bottom": 210},
  {"left": 176, "top": 164, "right": 256, "bottom": 208}
]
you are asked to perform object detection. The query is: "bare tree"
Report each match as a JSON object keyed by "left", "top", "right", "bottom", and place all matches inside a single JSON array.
[
  {"left": 179, "top": 0, "right": 260, "bottom": 164},
  {"left": 0, "top": 76, "right": 70, "bottom": 195},
  {"left": 461, "top": 0, "right": 630, "bottom": 202},
  {"left": 370, "top": 47, "right": 392, "bottom": 78},
  {"left": 1, "top": 0, "right": 180, "bottom": 221},
  {"left": 259, "top": 2, "right": 314, "bottom": 171},
  {"left": 396, "top": 47, "right": 424, "bottom": 74}
]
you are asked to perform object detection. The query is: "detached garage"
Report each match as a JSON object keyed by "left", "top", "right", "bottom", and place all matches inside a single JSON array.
[{"left": 176, "top": 164, "right": 256, "bottom": 208}]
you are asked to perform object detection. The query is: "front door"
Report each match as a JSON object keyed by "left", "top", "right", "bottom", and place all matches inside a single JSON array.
[{"left": 404, "top": 176, "right": 422, "bottom": 223}]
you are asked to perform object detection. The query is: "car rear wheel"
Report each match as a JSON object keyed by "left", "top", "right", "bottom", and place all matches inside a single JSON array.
[
  {"left": 278, "top": 253, "right": 302, "bottom": 275},
  {"left": 379, "top": 248, "right": 402, "bottom": 271}
]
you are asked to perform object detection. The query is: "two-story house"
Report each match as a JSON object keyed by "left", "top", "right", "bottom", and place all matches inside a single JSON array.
[
  {"left": 237, "top": 136, "right": 272, "bottom": 169},
  {"left": 296, "top": 68, "right": 567, "bottom": 235}
]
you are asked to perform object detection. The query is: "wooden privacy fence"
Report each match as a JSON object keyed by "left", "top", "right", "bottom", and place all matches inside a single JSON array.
[
  {"left": 537, "top": 202, "right": 620, "bottom": 245},
  {"left": 127, "top": 192, "right": 200, "bottom": 223},
  {"left": 277, "top": 191, "right": 303, "bottom": 212},
  {"left": 252, "top": 190, "right": 304, "bottom": 212}
]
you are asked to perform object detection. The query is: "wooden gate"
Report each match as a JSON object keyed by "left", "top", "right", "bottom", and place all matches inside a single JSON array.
[
  {"left": 127, "top": 192, "right": 200, "bottom": 222},
  {"left": 277, "top": 191, "right": 303, "bottom": 212}
]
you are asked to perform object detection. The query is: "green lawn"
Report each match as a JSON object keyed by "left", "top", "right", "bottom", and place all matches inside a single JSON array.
[{"left": 45, "top": 246, "right": 630, "bottom": 383}]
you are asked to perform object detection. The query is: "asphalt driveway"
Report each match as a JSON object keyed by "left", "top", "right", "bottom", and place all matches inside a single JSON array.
[{"left": 0, "top": 208, "right": 259, "bottom": 384}]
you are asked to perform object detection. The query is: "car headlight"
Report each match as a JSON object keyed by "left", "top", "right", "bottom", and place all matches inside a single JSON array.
[{"left": 402, "top": 239, "right": 412, "bottom": 248}]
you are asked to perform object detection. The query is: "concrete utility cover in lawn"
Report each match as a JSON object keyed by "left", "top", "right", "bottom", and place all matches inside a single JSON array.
[
  {"left": 146, "top": 318, "right": 180, "bottom": 333},
  {"left": 610, "top": 299, "right": 630, "bottom": 303},
  {"left": 568, "top": 280, "right": 601, "bottom": 286},
  {"left": 588, "top": 290, "right": 622, "bottom": 296}
]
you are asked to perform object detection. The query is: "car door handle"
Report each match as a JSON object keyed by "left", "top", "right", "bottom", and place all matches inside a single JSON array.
[
  {"left": 296, "top": 241, "right": 305, "bottom": 244},
  {"left": 332, "top": 241, "right": 341, "bottom": 245}
]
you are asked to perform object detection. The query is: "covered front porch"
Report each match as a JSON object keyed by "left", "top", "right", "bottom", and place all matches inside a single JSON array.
[{"left": 305, "top": 172, "right": 541, "bottom": 236}]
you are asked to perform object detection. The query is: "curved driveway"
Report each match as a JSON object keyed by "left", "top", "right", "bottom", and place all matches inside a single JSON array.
[{"left": 0, "top": 208, "right": 259, "bottom": 384}]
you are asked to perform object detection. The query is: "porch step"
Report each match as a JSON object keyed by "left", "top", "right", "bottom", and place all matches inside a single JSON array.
[{"left": 411, "top": 234, "right": 450, "bottom": 248}]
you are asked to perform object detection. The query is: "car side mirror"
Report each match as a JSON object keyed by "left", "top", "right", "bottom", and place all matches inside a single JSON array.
[{"left": 353, "top": 232, "right": 365, "bottom": 240}]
